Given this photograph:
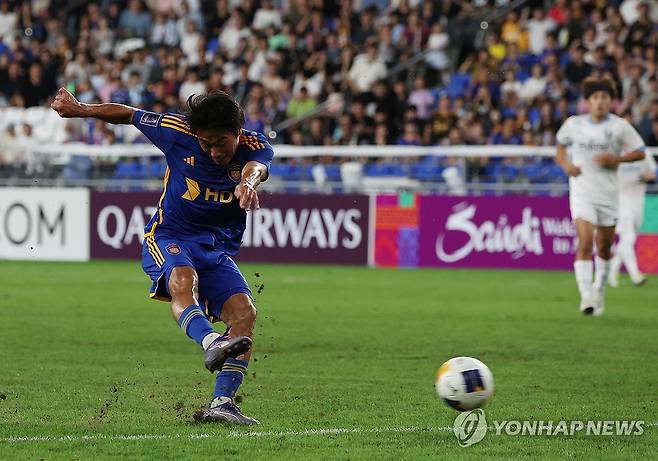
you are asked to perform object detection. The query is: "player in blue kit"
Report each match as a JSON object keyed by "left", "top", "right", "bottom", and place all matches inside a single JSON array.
[{"left": 51, "top": 87, "right": 273, "bottom": 425}]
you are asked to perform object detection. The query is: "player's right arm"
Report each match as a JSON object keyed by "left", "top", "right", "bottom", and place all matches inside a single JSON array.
[
  {"left": 555, "top": 118, "right": 581, "bottom": 177},
  {"left": 556, "top": 144, "right": 581, "bottom": 177},
  {"left": 51, "top": 87, "right": 177, "bottom": 153},
  {"left": 51, "top": 88, "right": 135, "bottom": 124}
]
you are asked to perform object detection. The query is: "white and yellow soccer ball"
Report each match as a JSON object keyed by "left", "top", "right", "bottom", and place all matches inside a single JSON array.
[{"left": 436, "top": 357, "right": 494, "bottom": 411}]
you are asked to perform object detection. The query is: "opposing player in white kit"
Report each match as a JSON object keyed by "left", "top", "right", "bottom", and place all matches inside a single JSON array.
[
  {"left": 555, "top": 77, "right": 646, "bottom": 316},
  {"left": 608, "top": 153, "right": 657, "bottom": 287}
]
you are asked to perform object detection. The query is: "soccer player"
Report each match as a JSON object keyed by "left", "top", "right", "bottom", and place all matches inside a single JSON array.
[
  {"left": 608, "top": 153, "right": 657, "bottom": 287},
  {"left": 51, "top": 88, "right": 273, "bottom": 424},
  {"left": 555, "top": 77, "right": 646, "bottom": 316}
]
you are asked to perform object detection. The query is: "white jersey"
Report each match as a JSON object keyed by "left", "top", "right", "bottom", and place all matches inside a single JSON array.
[
  {"left": 618, "top": 153, "right": 657, "bottom": 198},
  {"left": 556, "top": 114, "right": 646, "bottom": 208}
]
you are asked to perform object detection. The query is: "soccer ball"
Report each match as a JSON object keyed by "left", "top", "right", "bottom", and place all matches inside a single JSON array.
[{"left": 436, "top": 356, "right": 494, "bottom": 411}]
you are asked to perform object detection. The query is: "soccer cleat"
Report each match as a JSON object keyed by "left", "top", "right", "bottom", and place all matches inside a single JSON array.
[
  {"left": 204, "top": 336, "right": 252, "bottom": 373},
  {"left": 196, "top": 397, "right": 259, "bottom": 425},
  {"left": 632, "top": 275, "right": 647, "bottom": 287},
  {"left": 607, "top": 272, "right": 619, "bottom": 288},
  {"left": 580, "top": 297, "right": 596, "bottom": 316},
  {"left": 591, "top": 294, "right": 605, "bottom": 317}
]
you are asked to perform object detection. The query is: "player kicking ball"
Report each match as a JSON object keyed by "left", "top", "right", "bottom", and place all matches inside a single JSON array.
[
  {"left": 608, "top": 152, "right": 657, "bottom": 287},
  {"left": 555, "top": 77, "right": 646, "bottom": 316},
  {"left": 51, "top": 88, "right": 273, "bottom": 424}
]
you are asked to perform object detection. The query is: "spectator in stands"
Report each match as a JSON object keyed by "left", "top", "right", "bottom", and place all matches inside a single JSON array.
[
  {"left": 21, "top": 63, "right": 50, "bottom": 107},
  {"left": 643, "top": 119, "right": 658, "bottom": 150},
  {"left": 178, "top": 69, "right": 206, "bottom": 104},
  {"left": 425, "top": 95, "right": 457, "bottom": 144},
  {"left": 348, "top": 41, "right": 387, "bottom": 95},
  {"left": 333, "top": 113, "right": 357, "bottom": 146},
  {"left": 565, "top": 45, "right": 592, "bottom": 87},
  {"left": 351, "top": 100, "right": 375, "bottom": 144},
  {"left": 0, "top": 0, "right": 656, "bottom": 187},
  {"left": 397, "top": 123, "right": 421, "bottom": 146},
  {"left": 286, "top": 87, "right": 316, "bottom": 120},
  {"left": 407, "top": 75, "right": 434, "bottom": 120},
  {"left": 526, "top": 7, "right": 555, "bottom": 56},
  {"left": 491, "top": 117, "right": 522, "bottom": 145},
  {"left": 519, "top": 64, "right": 547, "bottom": 103},
  {"left": 244, "top": 101, "right": 266, "bottom": 134},
  {"left": 253, "top": 0, "right": 282, "bottom": 31},
  {"left": 119, "top": 0, "right": 152, "bottom": 38},
  {"left": 425, "top": 22, "right": 450, "bottom": 85}
]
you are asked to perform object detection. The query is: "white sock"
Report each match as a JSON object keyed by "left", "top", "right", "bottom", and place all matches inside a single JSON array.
[
  {"left": 211, "top": 396, "right": 232, "bottom": 407},
  {"left": 201, "top": 332, "right": 221, "bottom": 350},
  {"left": 618, "top": 235, "right": 642, "bottom": 282},
  {"left": 593, "top": 256, "right": 611, "bottom": 296},
  {"left": 609, "top": 254, "right": 622, "bottom": 280},
  {"left": 574, "top": 260, "right": 593, "bottom": 300}
]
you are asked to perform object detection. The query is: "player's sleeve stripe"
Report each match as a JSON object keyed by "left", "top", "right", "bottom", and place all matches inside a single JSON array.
[
  {"left": 161, "top": 122, "right": 196, "bottom": 137},
  {"left": 162, "top": 115, "right": 191, "bottom": 129}
]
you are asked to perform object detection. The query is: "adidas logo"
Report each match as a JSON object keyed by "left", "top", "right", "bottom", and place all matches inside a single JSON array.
[{"left": 184, "top": 156, "right": 195, "bottom": 166}]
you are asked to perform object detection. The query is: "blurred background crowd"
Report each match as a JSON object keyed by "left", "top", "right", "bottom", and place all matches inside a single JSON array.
[{"left": 0, "top": 0, "right": 657, "bottom": 187}]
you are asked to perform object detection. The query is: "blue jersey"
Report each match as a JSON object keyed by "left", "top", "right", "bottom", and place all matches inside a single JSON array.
[{"left": 132, "top": 110, "right": 274, "bottom": 255}]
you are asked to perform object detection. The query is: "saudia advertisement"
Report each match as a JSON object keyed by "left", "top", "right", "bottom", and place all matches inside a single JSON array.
[{"left": 374, "top": 193, "right": 657, "bottom": 272}]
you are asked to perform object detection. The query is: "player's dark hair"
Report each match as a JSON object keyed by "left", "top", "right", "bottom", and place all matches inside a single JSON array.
[
  {"left": 582, "top": 76, "right": 617, "bottom": 99},
  {"left": 185, "top": 91, "right": 245, "bottom": 135}
]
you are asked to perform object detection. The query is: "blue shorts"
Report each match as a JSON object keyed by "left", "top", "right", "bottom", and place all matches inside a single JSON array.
[{"left": 141, "top": 234, "right": 251, "bottom": 322}]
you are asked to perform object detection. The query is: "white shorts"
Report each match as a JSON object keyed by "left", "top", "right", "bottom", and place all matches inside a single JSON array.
[{"left": 570, "top": 196, "right": 618, "bottom": 227}]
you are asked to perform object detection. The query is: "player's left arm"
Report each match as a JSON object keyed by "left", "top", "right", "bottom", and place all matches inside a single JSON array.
[
  {"left": 234, "top": 161, "right": 268, "bottom": 210},
  {"left": 594, "top": 121, "right": 646, "bottom": 168},
  {"left": 641, "top": 153, "right": 657, "bottom": 182}
]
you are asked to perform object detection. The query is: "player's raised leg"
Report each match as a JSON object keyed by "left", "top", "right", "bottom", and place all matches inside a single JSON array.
[
  {"left": 200, "top": 293, "right": 259, "bottom": 424},
  {"left": 574, "top": 219, "right": 595, "bottom": 314},
  {"left": 169, "top": 266, "right": 252, "bottom": 372},
  {"left": 591, "top": 225, "right": 615, "bottom": 315}
]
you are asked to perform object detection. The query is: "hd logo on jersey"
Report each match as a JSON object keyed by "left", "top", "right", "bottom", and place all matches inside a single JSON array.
[
  {"left": 228, "top": 165, "right": 241, "bottom": 182},
  {"left": 180, "top": 176, "right": 234, "bottom": 204}
]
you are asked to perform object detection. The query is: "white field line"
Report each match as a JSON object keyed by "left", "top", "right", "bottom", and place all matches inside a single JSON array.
[
  {"left": 3, "top": 422, "right": 657, "bottom": 444},
  {"left": 0, "top": 426, "right": 452, "bottom": 444}
]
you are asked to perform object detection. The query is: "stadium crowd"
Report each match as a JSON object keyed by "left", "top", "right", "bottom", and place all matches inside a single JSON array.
[{"left": 0, "top": 0, "right": 657, "bottom": 184}]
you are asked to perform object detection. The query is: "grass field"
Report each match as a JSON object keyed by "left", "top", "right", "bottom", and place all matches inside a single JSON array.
[{"left": 0, "top": 261, "right": 656, "bottom": 460}]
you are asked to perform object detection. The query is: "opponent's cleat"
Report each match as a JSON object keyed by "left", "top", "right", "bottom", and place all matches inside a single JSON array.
[
  {"left": 204, "top": 336, "right": 252, "bottom": 373},
  {"left": 196, "top": 398, "right": 259, "bottom": 425},
  {"left": 591, "top": 294, "right": 605, "bottom": 317},
  {"left": 580, "top": 297, "right": 595, "bottom": 315},
  {"left": 632, "top": 275, "right": 647, "bottom": 287},
  {"left": 607, "top": 272, "right": 619, "bottom": 288}
]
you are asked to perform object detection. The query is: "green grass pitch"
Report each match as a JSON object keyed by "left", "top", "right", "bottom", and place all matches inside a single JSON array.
[{"left": 0, "top": 261, "right": 656, "bottom": 460}]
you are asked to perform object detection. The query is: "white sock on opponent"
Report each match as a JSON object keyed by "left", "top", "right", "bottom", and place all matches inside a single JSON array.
[
  {"left": 618, "top": 235, "right": 643, "bottom": 283},
  {"left": 574, "top": 260, "right": 593, "bottom": 300},
  {"left": 593, "top": 256, "right": 611, "bottom": 297}
]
